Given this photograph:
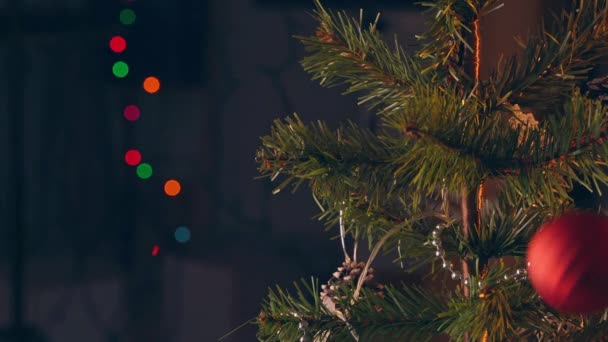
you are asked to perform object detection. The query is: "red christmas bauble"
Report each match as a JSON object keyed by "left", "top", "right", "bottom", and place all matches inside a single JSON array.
[{"left": 527, "top": 212, "right": 608, "bottom": 314}]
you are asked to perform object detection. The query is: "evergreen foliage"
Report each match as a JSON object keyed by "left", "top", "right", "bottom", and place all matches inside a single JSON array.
[{"left": 253, "top": 0, "right": 608, "bottom": 340}]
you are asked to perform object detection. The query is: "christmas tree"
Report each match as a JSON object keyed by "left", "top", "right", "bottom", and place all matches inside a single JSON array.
[{"left": 253, "top": 0, "right": 608, "bottom": 340}]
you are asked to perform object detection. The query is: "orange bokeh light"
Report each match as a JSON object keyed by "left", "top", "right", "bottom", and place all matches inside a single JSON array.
[
  {"left": 143, "top": 76, "right": 161, "bottom": 94},
  {"left": 164, "top": 179, "right": 181, "bottom": 196}
]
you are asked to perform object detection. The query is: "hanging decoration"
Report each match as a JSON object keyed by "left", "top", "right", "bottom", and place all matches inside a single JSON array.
[{"left": 527, "top": 211, "right": 608, "bottom": 314}]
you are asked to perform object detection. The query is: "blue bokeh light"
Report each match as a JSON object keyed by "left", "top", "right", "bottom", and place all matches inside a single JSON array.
[{"left": 174, "top": 226, "right": 191, "bottom": 243}]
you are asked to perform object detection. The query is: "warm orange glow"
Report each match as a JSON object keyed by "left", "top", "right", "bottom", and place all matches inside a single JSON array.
[
  {"left": 477, "top": 181, "right": 484, "bottom": 234},
  {"left": 474, "top": 19, "right": 483, "bottom": 231},
  {"left": 473, "top": 19, "right": 481, "bottom": 82},
  {"left": 164, "top": 179, "right": 181, "bottom": 196},
  {"left": 143, "top": 76, "right": 161, "bottom": 94},
  {"left": 477, "top": 182, "right": 484, "bottom": 211}
]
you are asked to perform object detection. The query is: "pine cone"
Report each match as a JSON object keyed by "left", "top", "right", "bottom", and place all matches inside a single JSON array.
[{"left": 320, "top": 260, "right": 385, "bottom": 315}]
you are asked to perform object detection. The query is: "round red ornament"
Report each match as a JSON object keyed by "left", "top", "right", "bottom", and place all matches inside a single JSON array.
[{"left": 527, "top": 211, "right": 608, "bottom": 314}]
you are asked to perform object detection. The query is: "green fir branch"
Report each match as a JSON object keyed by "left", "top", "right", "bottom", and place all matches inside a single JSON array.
[
  {"left": 493, "top": 92, "right": 608, "bottom": 208},
  {"left": 257, "top": 278, "right": 328, "bottom": 342},
  {"left": 488, "top": 0, "right": 608, "bottom": 112},
  {"left": 257, "top": 278, "right": 450, "bottom": 342},
  {"left": 416, "top": 0, "right": 502, "bottom": 77},
  {"left": 350, "top": 285, "right": 448, "bottom": 341},
  {"left": 297, "top": 0, "right": 428, "bottom": 116},
  {"left": 256, "top": 114, "right": 438, "bottom": 246},
  {"left": 256, "top": 112, "right": 486, "bottom": 242},
  {"left": 415, "top": 0, "right": 473, "bottom": 75},
  {"left": 252, "top": 1, "right": 608, "bottom": 340},
  {"left": 458, "top": 202, "right": 551, "bottom": 262},
  {"left": 314, "top": 193, "right": 424, "bottom": 250},
  {"left": 574, "top": 317, "right": 608, "bottom": 341},
  {"left": 440, "top": 269, "right": 554, "bottom": 341},
  {"left": 381, "top": 87, "right": 608, "bottom": 208},
  {"left": 390, "top": 220, "right": 449, "bottom": 274}
]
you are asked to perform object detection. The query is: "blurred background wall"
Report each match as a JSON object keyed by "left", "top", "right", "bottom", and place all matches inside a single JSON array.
[{"left": 0, "top": 0, "right": 427, "bottom": 341}]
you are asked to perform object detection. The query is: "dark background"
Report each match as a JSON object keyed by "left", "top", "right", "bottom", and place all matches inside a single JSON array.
[{"left": 0, "top": 0, "right": 427, "bottom": 341}]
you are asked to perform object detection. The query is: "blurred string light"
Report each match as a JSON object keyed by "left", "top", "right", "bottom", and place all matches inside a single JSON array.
[
  {"left": 112, "top": 3, "right": 190, "bottom": 254},
  {"left": 109, "top": 35, "right": 127, "bottom": 53},
  {"left": 164, "top": 180, "right": 181, "bottom": 196},
  {"left": 143, "top": 76, "right": 161, "bottom": 94},
  {"left": 124, "top": 149, "right": 142, "bottom": 166},
  {"left": 174, "top": 226, "right": 191, "bottom": 243},
  {"left": 112, "top": 61, "right": 129, "bottom": 78},
  {"left": 123, "top": 104, "right": 140, "bottom": 121},
  {"left": 120, "top": 9, "right": 136, "bottom": 26},
  {"left": 136, "top": 163, "right": 153, "bottom": 179}
]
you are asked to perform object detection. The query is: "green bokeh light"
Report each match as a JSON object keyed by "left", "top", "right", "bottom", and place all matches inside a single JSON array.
[
  {"left": 136, "top": 163, "right": 153, "bottom": 179},
  {"left": 120, "top": 9, "right": 136, "bottom": 25},
  {"left": 112, "top": 61, "right": 129, "bottom": 78}
]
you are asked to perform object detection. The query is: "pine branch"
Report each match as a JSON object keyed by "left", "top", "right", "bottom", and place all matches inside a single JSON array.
[
  {"left": 416, "top": 0, "right": 503, "bottom": 78},
  {"left": 257, "top": 278, "right": 329, "bottom": 342},
  {"left": 252, "top": 1, "right": 608, "bottom": 341},
  {"left": 492, "top": 92, "right": 608, "bottom": 208},
  {"left": 311, "top": 181, "right": 464, "bottom": 263},
  {"left": 257, "top": 278, "right": 450, "bottom": 342},
  {"left": 384, "top": 87, "right": 608, "bottom": 208},
  {"left": 457, "top": 201, "right": 551, "bottom": 262},
  {"left": 415, "top": 0, "right": 474, "bottom": 76},
  {"left": 297, "top": 0, "right": 428, "bottom": 116},
  {"left": 256, "top": 114, "right": 394, "bottom": 185},
  {"left": 256, "top": 113, "right": 488, "bottom": 242},
  {"left": 288, "top": 1, "right": 608, "bottom": 208},
  {"left": 441, "top": 262, "right": 608, "bottom": 342},
  {"left": 440, "top": 269, "right": 555, "bottom": 341},
  {"left": 314, "top": 194, "right": 431, "bottom": 250},
  {"left": 573, "top": 317, "right": 608, "bottom": 341},
  {"left": 351, "top": 284, "right": 448, "bottom": 341},
  {"left": 488, "top": 0, "right": 608, "bottom": 113},
  {"left": 255, "top": 247, "right": 596, "bottom": 342},
  {"left": 257, "top": 116, "right": 476, "bottom": 237},
  {"left": 380, "top": 84, "right": 508, "bottom": 193},
  {"left": 256, "top": 114, "right": 438, "bottom": 247},
  {"left": 391, "top": 220, "right": 453, "bottom": 273},
  {"left": 260, "top": 83, "right": 608, "bottom": 214},
  {"left": 258, "top": 91, "right": 608, "bottom": 222}
]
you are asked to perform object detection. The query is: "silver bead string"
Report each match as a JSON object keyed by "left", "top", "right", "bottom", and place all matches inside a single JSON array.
[
  {"left": 398, "top": 239, "right": 404, "bottom": 269},
  {"left": 298, "top": 320, "right": 311, "bottom": 342},
  {"left": 430, "top": 224, "right": 464, "bottom": 282},
  {"left": 501, "top": 266, "right": 529, "bottom": 282},
  {"left": 430, "top": 224, "right": 528, "bottom": 289},
  {"left": 339, "top": 208, "right": 351, "bottom": 262},
  {"left": 290, "top": 312, "right": 312, "bottom": 342}
]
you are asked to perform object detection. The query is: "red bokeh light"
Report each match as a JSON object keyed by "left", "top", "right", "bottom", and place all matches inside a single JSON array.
[
  {"left": 151, "top": 245, "right": 160, "bottom": 256},
  {"left": 124, "top": 149, "right": 142, "bottom": 166},
  {"left": 123, "top": 104, "right": 140, "bottom": 121},
  {"left": 109, "top": 35, "right": 127, "bottom": 53}
]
